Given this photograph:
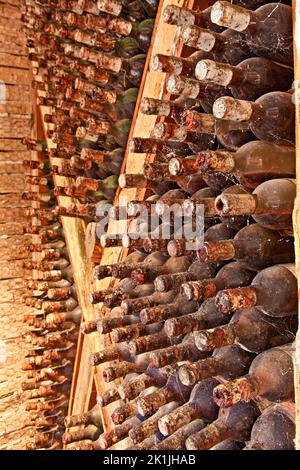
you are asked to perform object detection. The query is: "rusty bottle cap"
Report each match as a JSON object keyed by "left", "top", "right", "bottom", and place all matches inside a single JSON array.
[
  {"left": 129, "top": 401, "right": 179, "bottom": 444},
  {"left": 181, "top": 279, "right": 217, "bottom": 301},
  {"left": 194, "top": 324, "right": 236, "bottom": 352},
  {"left": 213, "top": 376, "right": 257, "bottom": 408},
  {"left": 197, "top": 240, "right": 236, "bottom": 262},
  {"left": 97, "top": 388, "right": 120, "bottom": 407},
  {"left": 89, "top": 347, "right": 120, "bottom": 366},
  {"left": 215, "top": 286, "right": 257, "bottom": 313}
]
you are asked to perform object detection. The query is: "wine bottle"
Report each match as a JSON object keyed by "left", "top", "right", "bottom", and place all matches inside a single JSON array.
[
  {"left": 154, "top": 420, "right": 205, "bottom": 450},
  {"left": 140, "top": 97, "right": 201, "bottom": 125},
  {"left": 196, "top": 57, "right": 293, "bottom": 101},
  {"left": 211, "top": 1, "right": 293, "bottom": 66},
  {"left": 180, "top": 261, "right": 254, "bottom": 302},
  {"left": 195, "top": 307, "right": 297, "bottom": 353},
  {"left": 166, "top": 74, "right": 228, "bottom": 114},
  {"left": 118, "top": 365, "right": 174, "bottom": 400},
  {"left": 129, "top": 402, "right": 178, "bottom": 444},
  {"left": 137, "top": 371, "right": 193, "bottom": 416},
  {"left": 163, "top": 296, "right": 228, "bottom": 339},
  {"left": 215, "top": 179, "right": 295, "bottom": 231},
  {"left": 180, "top": 25, "right": 250, "bottom": 65},
  {"left": 212, "top": 344, "right": 294, "bottom": 407},
  {"left": 163, "top": 5, "right": 223, "bottom": 33},
  {"left": 170, "top": 141, "right": 295, "bottom": 189},
  {"left": 158, "top": 378, "right": 220, "bottom": 436},
  {"left": 178, "top": 344, "right": 254, "bottom": 386},
  {"left": 213, "top": 93, "right": 295, "bottom": 145},
  {"left": 197, "top": 224, "right": 295, "bottom": 271},
  {"left": 148, "top": 333, "right": 208, "bottom": 368},
  {"left": 245, "top": 403, "right": 295, "bottom": 450},
  {"left": 186, "top": 401, "right": 259, "bottom": 449},
  {"left": 154, "top": 260, "right": 217, "bottom": 292},
  {"left": 182, "top": 110, "right": 254, "bottom": 151}
]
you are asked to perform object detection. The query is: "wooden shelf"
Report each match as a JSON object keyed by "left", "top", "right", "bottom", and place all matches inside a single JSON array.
[{"left": 293, "top": 0, "right": 300, "bottom": 451}]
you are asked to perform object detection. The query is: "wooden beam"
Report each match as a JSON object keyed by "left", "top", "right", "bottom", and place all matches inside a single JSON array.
[{"left": 293, "top": 0, "right": 300, "bottom": 451}]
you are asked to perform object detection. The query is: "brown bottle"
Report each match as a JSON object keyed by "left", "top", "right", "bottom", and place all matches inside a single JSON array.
[
  {"left": 166, "top": 74, "right": 228, "bottom": 114},
  {"left": 163, "top": 5, "right": 223, "bottom": 32},
  {"left": 63, "top": 424, "right": 102, "bottom": 445},
  {"left": 186, "top": 401, "right": 260, "bottom": 450},
  {"left": 131, "top": 255, "right": 193, "bottom": 285},
  {"left": 111, "top": 322, "right": 163, "bottom": 343},
  {"left": 149, "top": 333, "right": 208, "bottom": 368},
  {"left": 196, "top": 57, "right": 293, "bottom": 101},
  {"left": 128, "top": 330, "right": 182, "bottom": 356},
  {"left": 215, "top": 179, "right": 295, "bottom": 231},
  {"left": 118, "top": 365, "right": 175, "bottom": 400},
  {"left": 213, "top": 344, "right": 294, "bottom": 407},
  {"left": 179, "top": 344, "right": 254, "bottom": 387},
  {"left": 180, "top": 262, "right": 254, "bottom": 302},
  {"left": 154, "top": 260, "right": 216, "bottom": 292},
  {"left": 129, "top": 401, "right": 178, "bottom": 444},
  {"left": 167, "top": 223, "right": 236, "bottom": 257},
  {"left": 140, "top": 97, "right": 201, "bottom": 125},
  {"left": 182, "top": 110, "right": 254, "bottom": 151},
  {"left": 158, "top": 378, "right": 220, "bottom": 437},
  {"left": 121, "top": 290, "right": 176, "bottom": 315},
  {"left": 105, "top": 283, "right": 155, "bottom": 309},
  {"left": 170, "top": 142, "right": 295, "bottom": 190},
  {"left": 137, "top": 371, "right": 193, "bottom": 416},
  {"left": 90, "top": 278, "right": 137, "bottom": 304},
  {"left": 140, "top": 299, "right": 199, "bottom": 324},
  {"left": 93, "top": 251, "right": 147, "bottom": 280},
  {"left": 180, "top": 25, "right": 250, "bottom": 66},
  {"left": 150, "top": 51, "right": 207, "bottom": 78},
  {"left": 164, "top": 296, "right": 229, "bottom": 339},
  {"left": 153, "top": 420, "right": 206, "bottom": 450},
  {"left": 211, "top": 1, "right": 293, "bottom": 66},
  {"left": 94, "top": 416, "right": 141, "bottom": 450},
  {"left": 65, "top": 404, "right": 102, "bottom": 428},
  {"left": 245, "top": 403, "right": 295, "bottom": 450},
  {"left": 97, "top": 388, "right": 120, "bottom": 407},
  {"left": 213, "top": 93, "right": 295, "bottom": 145},
  {"left": 198, "top": 224, "right": 295, "bottom": 271},
  {"left": 151, "top": 122, "right": 217, "bottom": 153},
  {"left": 119, "top": 173, "right": 177, "bottom": 196},
  {"left": 129, "top": 137, "right": 191, "bottom": 158},
  {"left": 42, "top": 298, "right": 78, "bottom": 314},
  {"left": 215, "top": 264, "right": 297, "bottom": 317},
  {"left": 194, "top": 307, "right": 297, "bottom": 353}
]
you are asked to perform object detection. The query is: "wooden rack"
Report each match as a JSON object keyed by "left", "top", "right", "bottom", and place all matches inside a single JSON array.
[{"left": 293, "top": 0, "right": 300, "bottom": 451}]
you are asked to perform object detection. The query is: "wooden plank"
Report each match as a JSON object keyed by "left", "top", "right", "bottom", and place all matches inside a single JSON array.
[
  {"left": 0, "top": 259, "right": 25, "bottom": 279},
  {"left": 0, "top": 174, "right": 28, "bottom": 193},
  {"left": 0, "top": 53, "right": 29, "bottom": 69},
  {"left": 0, "top": 222, "right": 24, "bottom": 236},
  {"left": 0, "top": 151, "right": 30, "bottom": 162},
  {"left": 0, "top": 235, "right": 28, "bottom": 261},
  {"left": 0, "top": 139, "right": 26, "bottom": 151},
  {"left": 0, "top": 118, "right": 33, "bottom": 138},
  {"left": 0, "top": 163, "right": 25, "bottom": 173},
  {"left": 293, "top": 0, "right": 300, "bottom": 450},
  {"left": 0, "top": 67, "right": 31, "bottom": 85},
  {"left": 0, "top": 207, "right": 28, "bottom": 223},
  {"left": 0, "top": 193, "right": 29, "bottom": 207},
  {"left": 0, "top": 85, "right": 31, "bottom": 102}
]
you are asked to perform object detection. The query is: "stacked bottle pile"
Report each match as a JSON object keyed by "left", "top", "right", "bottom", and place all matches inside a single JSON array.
[
  {"left": 21, "top": 137, "right": 82, "bottom": 450},
  {"left": 21, "top": 0, "right": 159, "bottom": 242},
  {"left": 63, "top": 1, "right": 297, "bottom": 450}
]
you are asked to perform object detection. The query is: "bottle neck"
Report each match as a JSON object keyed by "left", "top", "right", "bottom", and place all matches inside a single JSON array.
[
  {"left": 210, "top": 1, "right": 251, "bottom": 32},
  {"left": 158, "top": 402, "right": 197, "bottom": 437},
  {"left": 181, "top": 279, "right": 218, "bottom": 301},
  {"left": 194, "top": 323, "right": 237, "bottom": 352},
  {"left": 213, "top": 375, "right": 258, "bottom": 408},
  {"left": 215, "top": 192, "right": 258, "bottom": 216},
  {"left": 196, "top": 59, "right": 243, "bottom": 87},
  {"left": 137, "top": 388, "right": 171, "bottom": 416},
  {"left": 215, "top": 286, "right": 257, "bottom": 314},
  {"left": 186, "top": 418, "right": 231, "bottom": 450}
]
